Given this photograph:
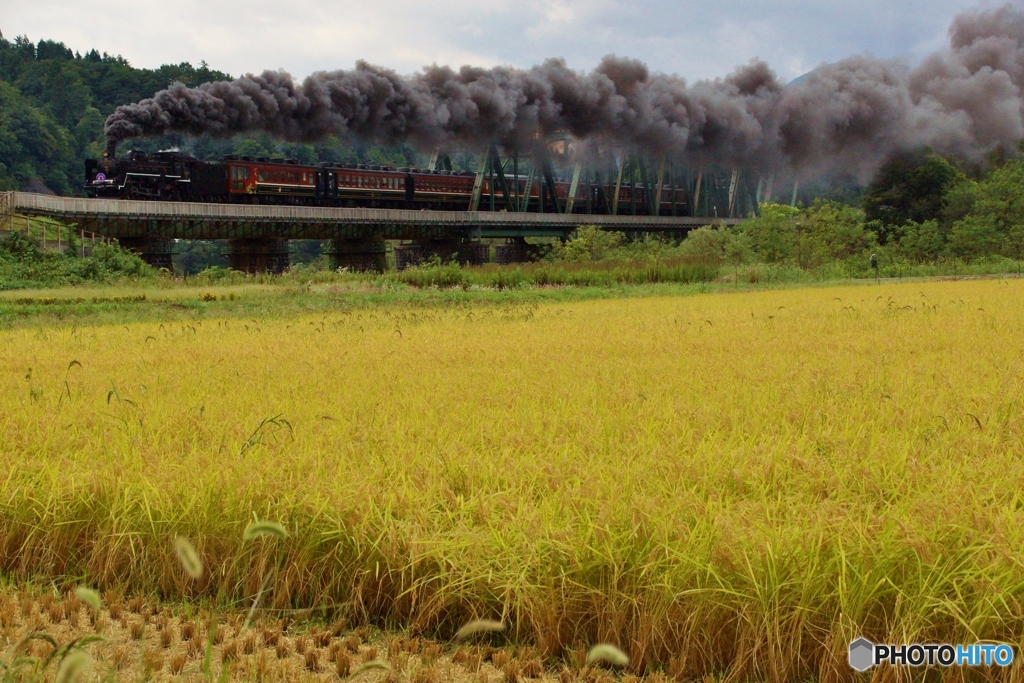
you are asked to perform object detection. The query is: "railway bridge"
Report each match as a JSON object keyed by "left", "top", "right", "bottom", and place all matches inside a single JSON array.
[{"left": 1, "top": 192, "right": 742, "bottom": 272}]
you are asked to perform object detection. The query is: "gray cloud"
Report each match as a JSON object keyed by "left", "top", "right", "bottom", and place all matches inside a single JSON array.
[{"left": 3, "top": 0, "right": 982, "bottom": 81}]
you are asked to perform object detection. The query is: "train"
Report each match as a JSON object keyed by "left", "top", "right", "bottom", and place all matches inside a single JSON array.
[{"left": 84, "top": 150, "right": 688, "bottom": 215}]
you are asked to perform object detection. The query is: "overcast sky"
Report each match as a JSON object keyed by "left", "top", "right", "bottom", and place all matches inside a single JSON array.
[{"left": 4, "top": 0, "right": 990, "bottom": 83}]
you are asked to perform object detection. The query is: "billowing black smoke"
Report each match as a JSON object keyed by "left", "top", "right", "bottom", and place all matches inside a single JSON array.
[{"left": 104, "top": 3, "right": 1024, "bottom": 180}]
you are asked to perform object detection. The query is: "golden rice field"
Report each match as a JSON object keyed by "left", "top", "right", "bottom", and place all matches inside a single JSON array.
[{"left": 3, "top": 279, "right": 1024, "bottom": 682}]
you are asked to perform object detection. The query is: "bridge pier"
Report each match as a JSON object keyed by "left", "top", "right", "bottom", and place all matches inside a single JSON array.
[
  {"left": 394, "top": 240, "right": 490, "bottom": 270},
  {"left": 227, "top": 238, "right": 290, "bottom": 274},
  {"left": 118, "top": 237, "right": 174, "bottom": 272},
  {"left": 493, "top": 237, "right": 528, "bottom": 264},
  {"left": 327, "top": 236, "right": 387, "bottom": 272},
  {"left": 394, "top": 241, "right": 449, "bottom": 270},
  {"left": 459, "top": 242, "right": 490, "bottom": 266}
]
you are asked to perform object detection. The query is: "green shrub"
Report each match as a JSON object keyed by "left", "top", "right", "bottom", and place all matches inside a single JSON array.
[
  {"left": 547, "top": 226, "right": 626, "bottom": 262},
  {"left": 0, "top": 232, "right": 156, "bottom": 289}
]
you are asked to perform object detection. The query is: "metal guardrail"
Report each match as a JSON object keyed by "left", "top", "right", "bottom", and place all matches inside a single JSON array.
[{"left": 10, "top": 192, "right": 741, "bottom": 230}]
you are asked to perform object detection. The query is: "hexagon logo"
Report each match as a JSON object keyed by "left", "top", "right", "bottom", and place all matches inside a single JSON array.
[{"left": 849, "top": 638, "right": 875, "bottom": 672}]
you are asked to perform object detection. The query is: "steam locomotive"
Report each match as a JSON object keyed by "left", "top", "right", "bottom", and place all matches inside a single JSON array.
[{"left": 85, "top": 151, "right": 685, "bottom": 214}]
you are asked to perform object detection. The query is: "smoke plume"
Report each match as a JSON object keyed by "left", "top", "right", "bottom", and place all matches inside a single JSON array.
[{"left": 105, "top": 3, "right": 1024, "bottom": 179}]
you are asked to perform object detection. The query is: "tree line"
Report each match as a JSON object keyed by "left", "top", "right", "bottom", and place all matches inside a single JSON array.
[
  {"left": 0, "top": 32, "right": 419, "bottom": 195},
  {"left": 0, "top": 33, "right": 234, "bottom": 193}
]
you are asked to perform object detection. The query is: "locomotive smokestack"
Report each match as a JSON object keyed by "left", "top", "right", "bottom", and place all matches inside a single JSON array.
[{"left": 105, "top": 139, "right": 117, "bottom": 158}]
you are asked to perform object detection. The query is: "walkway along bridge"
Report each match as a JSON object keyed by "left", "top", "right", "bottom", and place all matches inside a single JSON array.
[{"left": 1, "top": 192, "right": 743, "bottom": 273}]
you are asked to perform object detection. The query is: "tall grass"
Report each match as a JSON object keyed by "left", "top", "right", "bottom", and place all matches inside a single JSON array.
[
  {"left": 1, "top": 280, "right": 1024, "bottom": 681},
  {"left": 389, "top": 258, "right": 720, "bottom": 290}
]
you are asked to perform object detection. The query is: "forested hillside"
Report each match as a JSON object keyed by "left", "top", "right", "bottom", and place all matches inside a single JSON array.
[
  {"left": 0, "top": 33, "right": 418, "bottom": 195},
  {"left": 0, "top": 33, "right": 232, "bottom": 193}
]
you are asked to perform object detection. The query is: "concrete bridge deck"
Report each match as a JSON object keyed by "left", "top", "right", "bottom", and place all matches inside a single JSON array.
[{"left": 3, "top": 192, "right": 740, "bottom": 240}]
